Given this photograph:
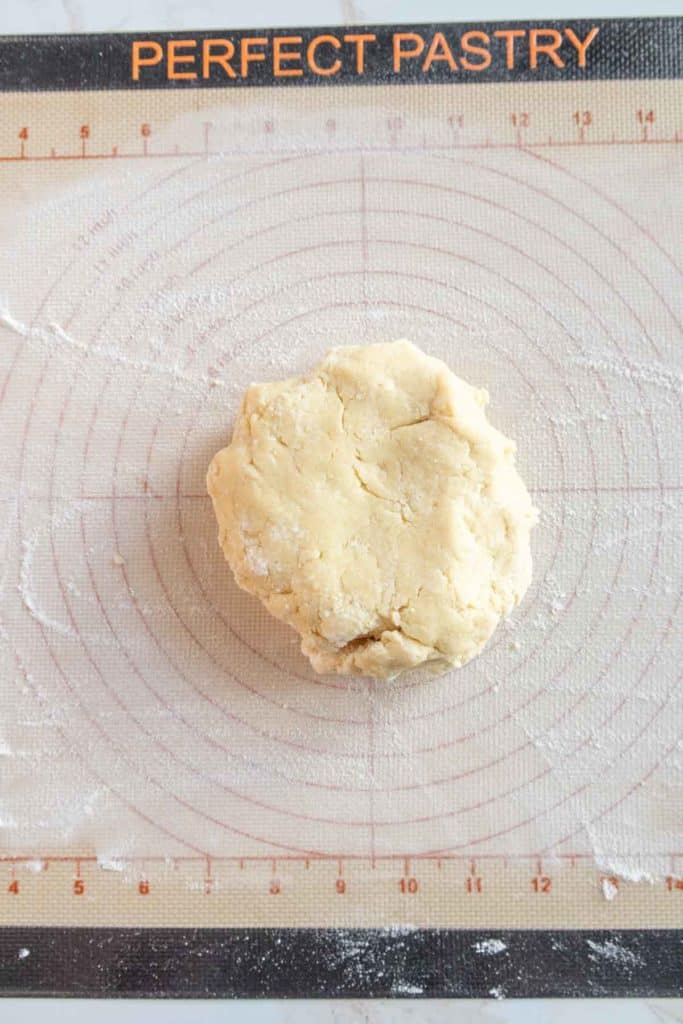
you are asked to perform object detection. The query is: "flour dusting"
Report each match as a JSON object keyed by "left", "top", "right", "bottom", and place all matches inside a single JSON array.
[
  {"left": 0, "top": 309, "right": 30, "bottom": 337},
  {"left": 19, "top": 536, "right": 74, "bottom": 640},
  {"left": 0, "top": 305, "right": 226, "bottom": 397},
  {"left": 473, "top": 938, "right": 507, "bottom": 955},
  {"left": 390, "top": 981, "right": 424, "bottom": 995},
  {"left": 23, "top": 859, "right": 46, "bottom": 873},
  {"left": 572, "top": 353, "right": 683, "bottom": 394},
  {"left": 593, "top": 850, "right": 658, "bottom": 886},
  {"left": 586, "top": 938, "right": 645, "bottom": 968},
  {"left": 601, "top": 877, "right": 619, "bottom": 901},
  {"left": 97, "top": 858, "right": 124, "bottom": 872}
]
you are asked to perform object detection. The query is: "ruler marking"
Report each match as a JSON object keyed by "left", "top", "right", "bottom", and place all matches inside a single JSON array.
[
  {"left": 5, "top": 855, "right": 679, "bottom": 924},
  {"left": 1, "top": 137, "right": 681, "bottom": 165}
]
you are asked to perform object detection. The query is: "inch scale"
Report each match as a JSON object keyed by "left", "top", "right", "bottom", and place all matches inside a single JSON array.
[
  {"left": 2, "top": 854, "right": 681, "bottom": 928},
  {"left": 0, "top": 80, "right": 678, "bottom": 164}
]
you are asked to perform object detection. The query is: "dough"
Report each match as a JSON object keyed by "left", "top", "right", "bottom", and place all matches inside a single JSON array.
[{"left": 207, "top": 341, "right": 537, "bottom": 679}]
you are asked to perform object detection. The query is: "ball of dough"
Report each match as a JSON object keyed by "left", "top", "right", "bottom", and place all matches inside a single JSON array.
[{"left": 207, "top": 340, "right": 537, "bottom": 680}]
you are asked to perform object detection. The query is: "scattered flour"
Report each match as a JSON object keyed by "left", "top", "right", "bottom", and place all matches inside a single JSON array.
[
  {"left": 23, "top": 859, "right": 45, "bottom": 873},
  {"left": 19, "top": 535, "right": 74, "bottom": 640},
  {"left": 0, "top": 309, "right": 31, "bottom": 337},
  {"left": 390, "top": 981, "right": 424, "bottom": 995},
  {"left": 473, "top": 938, "right": 507, "bottom": 956},
  {"left": 572, "top": 353, "right": 682, "bottom": 394},
  {"left": 601, "top": 877, "right": 619, "bottom": 901},
  {"left": 593, "top": 850, "right": 658, "bottom": 886},
  {"left": 0, "top": 306, "right": 225, "bottom": 397},
  {"left": 97, "top": 857, "right": 124, "bottom": 872},
  {"left": 19, "top": 509, "right": 129, "bottom": 647},
  {"left": 586, "top": 938, "right": 645, "bottom": 968}
]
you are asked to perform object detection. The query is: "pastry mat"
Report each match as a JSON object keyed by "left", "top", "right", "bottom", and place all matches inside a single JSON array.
[{"left": 0, "top": 18, "right": 681, "bottom": 998}]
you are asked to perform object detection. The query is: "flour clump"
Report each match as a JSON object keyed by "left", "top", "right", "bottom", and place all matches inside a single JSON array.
[{"left": 207, "top": 340, "right": 537, "bottom": 679}]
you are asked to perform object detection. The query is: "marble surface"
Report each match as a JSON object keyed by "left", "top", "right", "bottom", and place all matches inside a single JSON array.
[
  {"left": 3, "top": 997, "right": 683, "bottom": 1022},
  {"left": 0, "top": 0, "right": 681, "bottom": 33},
  {"left": 0, "top": 1, "right": 681, "bottom": 1021}
]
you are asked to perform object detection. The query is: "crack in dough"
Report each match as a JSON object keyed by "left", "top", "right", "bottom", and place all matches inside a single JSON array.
[{"left": 207, "top": 340, "right": 537, "bottom": 679}]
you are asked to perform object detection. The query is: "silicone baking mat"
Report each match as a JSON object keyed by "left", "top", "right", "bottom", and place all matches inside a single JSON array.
[{"left": 0, "top": 18, "right": 681, "bottom": 998}]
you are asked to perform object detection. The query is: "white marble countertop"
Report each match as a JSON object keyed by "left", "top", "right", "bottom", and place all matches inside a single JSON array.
[
  {"left": 1, "top": 1, "right": 682, "bottom": 1021},
  {"left": 1, "top": 0, "right": 683, "bottom": 33},
  {"left": 4, "top": 996, "right": 683, "bottom": 1023}
]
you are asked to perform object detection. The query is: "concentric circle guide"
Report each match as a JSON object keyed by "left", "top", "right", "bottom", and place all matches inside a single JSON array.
[{"left": 0, "top": 71, "right": 681, "bottom": 943}]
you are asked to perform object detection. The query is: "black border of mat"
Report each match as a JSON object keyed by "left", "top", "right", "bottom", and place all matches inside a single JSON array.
[
  {"left": 0, "top": 17, "right": 682, "bottom": 91},
  {"left": 1, "top": 928, "right": 681, "bottom": 997}
]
